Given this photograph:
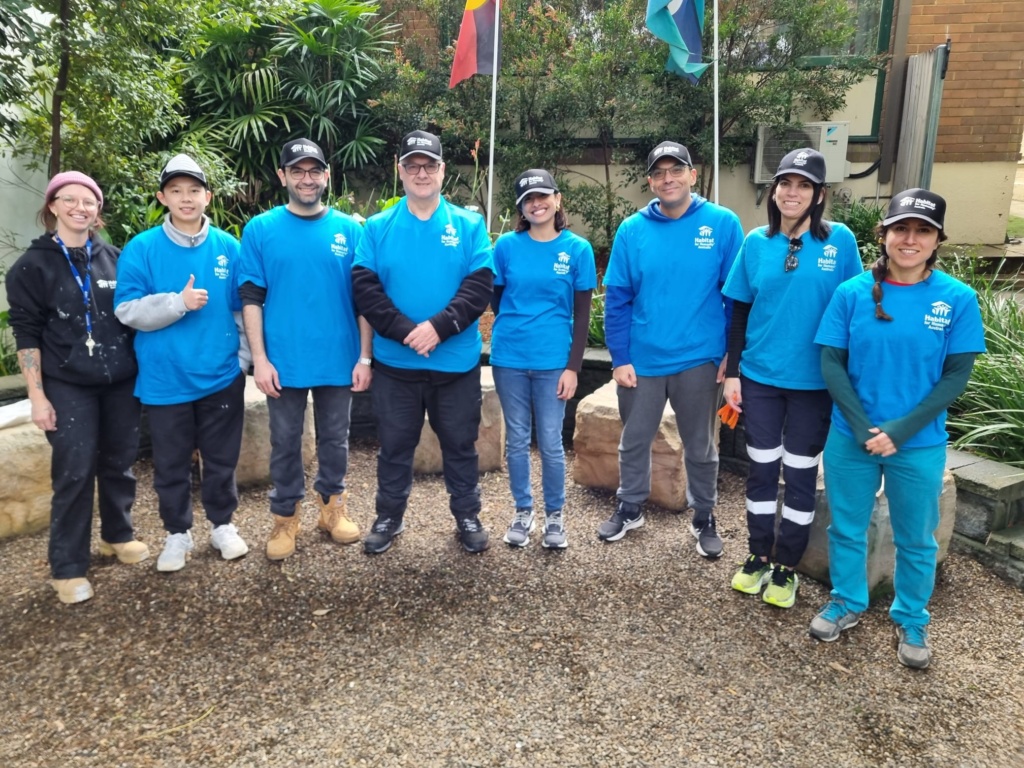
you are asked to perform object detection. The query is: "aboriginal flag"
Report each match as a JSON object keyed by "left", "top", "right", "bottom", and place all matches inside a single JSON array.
[{"left": 449, "top": 0, "right": 500, "bottom": 88}]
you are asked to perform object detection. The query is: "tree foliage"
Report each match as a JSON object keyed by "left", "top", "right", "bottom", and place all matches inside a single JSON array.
[{"left": 378, "top": 0, "right": 880, "bottom": 247}]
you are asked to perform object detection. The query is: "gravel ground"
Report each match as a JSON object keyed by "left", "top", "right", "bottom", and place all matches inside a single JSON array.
[{"left": 2, "top": 439, "right": 1023, "bottom": 767}]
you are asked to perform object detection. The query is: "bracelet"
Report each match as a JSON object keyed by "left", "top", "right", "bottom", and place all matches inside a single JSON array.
[{"left": 358, "top": 357, "right": 372, "bottom": 366}]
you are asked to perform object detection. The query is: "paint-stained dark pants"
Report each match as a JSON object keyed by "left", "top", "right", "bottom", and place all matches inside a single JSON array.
[{"left": 44, "top": 376, "right": 141, "bottom": 579}]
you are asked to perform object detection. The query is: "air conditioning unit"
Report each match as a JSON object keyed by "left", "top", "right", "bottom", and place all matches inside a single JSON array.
[{"left": 751, "top": 122, "right": 849, "bottom": 185}]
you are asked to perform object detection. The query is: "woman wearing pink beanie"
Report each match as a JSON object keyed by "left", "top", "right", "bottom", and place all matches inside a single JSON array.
[{"left": 5, "top": 171, "right": 147, "bottom": 604}]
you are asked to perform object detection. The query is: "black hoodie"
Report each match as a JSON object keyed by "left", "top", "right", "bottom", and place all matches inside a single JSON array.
[{"left": 5, "top": 233, "right": 137, "bottom": 386}]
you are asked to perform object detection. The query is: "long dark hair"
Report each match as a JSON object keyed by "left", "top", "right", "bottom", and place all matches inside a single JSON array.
[
  {"left": 766, "top": 177, "right": 830, "bottom": 241},
  {"left": 515, "top": 197, "right": 567, "bottom": 233},
  {"left": 869, "top": 221, "right": 948, "bottom": 321}
]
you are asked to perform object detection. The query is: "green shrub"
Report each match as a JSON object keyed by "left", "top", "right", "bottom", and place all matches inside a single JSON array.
[
  {"left": 943, "top": 250, "right": 1024, "bottom": 467},
  {"left": 829, "top": 194, "right": 886, "bottom": 266},
  {"left": 588, "top": 290, "right": 606, "bottom": 348}
]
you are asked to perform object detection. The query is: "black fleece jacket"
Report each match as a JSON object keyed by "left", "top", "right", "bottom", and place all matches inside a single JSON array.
[{"left": 5, "top": 233, "right": 137, "bottom": 386}]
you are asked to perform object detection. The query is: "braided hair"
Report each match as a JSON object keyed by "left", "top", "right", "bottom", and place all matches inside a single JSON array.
[{"left": 870, "top": 222, "right": 947, "bottom": 321}]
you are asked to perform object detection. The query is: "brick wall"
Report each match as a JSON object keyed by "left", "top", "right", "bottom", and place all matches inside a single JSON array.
[
  {"left": 381, "top": 1, "right": 442, "bottom": 63},
  {"left": 906, "top": 0, "right": 1024, "bottom": 163}
]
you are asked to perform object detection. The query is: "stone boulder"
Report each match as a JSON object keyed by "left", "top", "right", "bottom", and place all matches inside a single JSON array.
[
  {"left": 572, "top": 380, "right": 688, "bottom": 510},
  {"left": 236, "top": 377, "right": 315, "bottom": 489},
  {"left": 413, "top": 366, "right": 504, "bottom": 474},
  {"left": 0, "top": 418, "right": 52, "bottom": 539},
  {"left": 797, "top": 467, "right": 958, "bottom": 598}
]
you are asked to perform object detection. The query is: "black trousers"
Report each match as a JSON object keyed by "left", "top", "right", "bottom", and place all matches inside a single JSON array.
[
  {"left": 146, "top": 372, "right": 246, "bottom": 534},
  {"left": 44, "top": 376, "right": 141, "bottom": 579},
  {"left": 371, "top": 365, "right": 482, "bottom": 520}
]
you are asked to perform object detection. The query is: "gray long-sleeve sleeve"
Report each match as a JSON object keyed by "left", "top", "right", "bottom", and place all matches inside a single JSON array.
[{"left": 114, "top": 292, "right": 188, "bottom": 332}]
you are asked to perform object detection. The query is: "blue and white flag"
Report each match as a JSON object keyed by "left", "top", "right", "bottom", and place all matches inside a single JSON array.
[{"left": 646, "top": 0, "right": 710, "bottom": 84}]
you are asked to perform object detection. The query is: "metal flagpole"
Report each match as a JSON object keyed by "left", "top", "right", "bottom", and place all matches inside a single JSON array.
[
  {"left": 486, "top": 0, "right": 501, "bottom": 231},
  {"left": 713, "top": 0, "right": 719, "bottom": 204}
]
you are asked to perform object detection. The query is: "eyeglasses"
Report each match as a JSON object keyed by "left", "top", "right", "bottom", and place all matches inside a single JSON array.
[
  {"left": 401, "top": 162, "right": 441, "bottom": 176},
  {"left": 287, "top": 167, "right": 326, "bottom": 181},
  {"left": 56, "top": 195, "right": 99, "bottom": 211},
  {"left": 784, "top": 238, "right": 803, "bottom": 272},
  {"left": 649, "top": 165, "right": 690, "bottom": 182}
]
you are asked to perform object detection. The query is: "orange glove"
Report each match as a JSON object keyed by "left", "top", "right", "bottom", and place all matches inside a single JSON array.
[{"left": 717, "top": 403, "right": 740, "bottom": 429}]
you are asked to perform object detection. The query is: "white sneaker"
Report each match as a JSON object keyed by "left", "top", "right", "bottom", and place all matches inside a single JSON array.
[
  {"left": 210, "top": 523, "right": 249, "bottom": 561},
  {"left": 157, "top": 531, "right": 194, "bottom": 572}
]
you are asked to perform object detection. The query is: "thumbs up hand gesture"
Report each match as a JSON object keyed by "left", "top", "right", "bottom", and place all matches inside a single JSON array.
[{"left": 182, "top": 274, "right": 209, "bottom": 311}]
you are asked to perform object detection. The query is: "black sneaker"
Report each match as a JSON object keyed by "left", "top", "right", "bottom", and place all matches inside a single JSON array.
[
  {"left": 455, "top": 515, "right": 490, "bottom": 553},
  {"left": 691, "top": 511, "right": 723, "bottom": 559},
  {"left": 597, "top": 501, "right": 645, "bottom": 542},
  {"left": 363, "top": 516, "right": 405, "bottom": 554}
]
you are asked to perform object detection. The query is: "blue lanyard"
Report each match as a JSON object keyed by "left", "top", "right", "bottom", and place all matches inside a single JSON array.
[{"left": 53, "top": 235, "right": 95, "bottom": 351}]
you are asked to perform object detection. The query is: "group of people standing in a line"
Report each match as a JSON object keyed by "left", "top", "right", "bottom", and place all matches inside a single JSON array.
[{"left": 6, "top": 130, "right": 985, "bottom": 671}]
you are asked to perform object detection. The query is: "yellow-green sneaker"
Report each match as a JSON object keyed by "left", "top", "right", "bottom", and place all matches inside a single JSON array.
[
  {"left": 762, "top": 564, "right": 799, "bottom": 608},
  {"left": 731, "top": 554, "right": 771, "bottom": 594}
]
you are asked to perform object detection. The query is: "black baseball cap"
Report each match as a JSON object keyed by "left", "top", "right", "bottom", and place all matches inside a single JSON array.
[
  {"left": 159, "top": 154, "right": 208, "bottom": 190},
  {"left": 775, "top": 148, "right": 826, "bottom": 185},
  {"left": 514, "top": 169, "right": 559, "bottom": 208},
  {"left": 399, "top": 130, "right": 443, "bottom": 162},
  {"left": 882, "top": 188, "right": 946, "bottom": 231},
  {"left": 279, "top": 138, "right": 327, "bottom": 169},
  {"left": 646, "top": 141, "right": 692, "bottom": 173}
]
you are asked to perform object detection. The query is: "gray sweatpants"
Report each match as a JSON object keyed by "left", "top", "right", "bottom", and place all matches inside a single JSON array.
[{"left": 616, "top": 362, "right": 721, "bottom": 513}]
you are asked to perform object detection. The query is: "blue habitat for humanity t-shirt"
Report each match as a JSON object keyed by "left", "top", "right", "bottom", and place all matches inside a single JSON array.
[
  {"left": 491, "top": 229, "right": 597, "bottom": 370},
  {"left": 815, "top": 270, "right": 986, "bottom": 448},
  {"left": 238, "top": 206, "right": 362, "bottom": 388},
  {"left": 115, "top": 226, "right": 242, "bottom": 405},
  {"left": 723, "top": 222, "right": 862, "bottom": 389},
  {"left": 354, "top": 197, "right": 494, "bottom": 373},
  {"left": 603, "top": 196, "right": 743, "bottom": 377}
]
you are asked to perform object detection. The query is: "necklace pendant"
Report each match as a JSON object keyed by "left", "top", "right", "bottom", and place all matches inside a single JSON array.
[{"left": 85, "top": 335, "right": 95, "bottom": 357}]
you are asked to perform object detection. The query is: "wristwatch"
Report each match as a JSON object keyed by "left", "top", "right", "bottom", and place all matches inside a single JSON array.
[{"left": 358, "top": 357, "right": 373, "bottom": 366}]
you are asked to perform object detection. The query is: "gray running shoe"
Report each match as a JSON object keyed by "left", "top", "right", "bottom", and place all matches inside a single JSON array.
[
  {"left": 895, "top": 624, "right": 932, "bottom": 669},
  {"left": 503, "top": 508, "right": 535, "bottom": 547},
  {"left": 691, "top": 511, "right": 723, "bottom": 558},
  {"left": 809, "top": 599, "right": 861, "bottom": 642},
  {"left": 598, "top": 501, "right": 644, "bottom": 542},
  {"left": 541, "top": 510, "right": 568, "bottom": 549}
]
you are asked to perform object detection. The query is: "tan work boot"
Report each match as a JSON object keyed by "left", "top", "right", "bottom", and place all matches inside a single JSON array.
[
  {"left": 317, "top": 490, "right": 359, "bottom": 544},
  {"left": 97, "top": 539, "right": 150, "bottom": 564},
  {"left": 266, "top": 505, "right": 301, "bottom": 561},
  {"left": 51, "top": 577, "right": 94, "bottom": 604}
]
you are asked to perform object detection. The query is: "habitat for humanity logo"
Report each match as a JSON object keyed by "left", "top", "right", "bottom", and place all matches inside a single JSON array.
[
  {"left": 924, "top": 300, "right": 952, "bottom": 331},
  {"left": 695, "top": 225, "right": 715, "bottom": 250},
  {"left": 792, "top": 151, "right": 811, "bottom": 167},
  {"left": 553, "top": 251, "right": 571, "bottom": 276},
  {"left": 519, "top": 175, "right": 544, "bottom": 187},
  {"left": 441, "top": 223, "right": 460, "bottom": 248},
  {"left": 818, "top": 244, "right": 838, "bottom": 272},
  {"left": 899, "top": 195, "right": 937, "bottom": 212},
  {"left": 330, "top": 232, "right": 349, "bottom": 259},
  {"left": 290, "top": 142, "right": 319, "bottom": 156},
  {"left": 214, "top": 254, "right": 230, "bottom": 280}
]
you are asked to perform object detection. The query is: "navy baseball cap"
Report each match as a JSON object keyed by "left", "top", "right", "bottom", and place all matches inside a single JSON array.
[
  {"left": 280, "top": 138, "right": 327, "bottom": 169},
  {"left": 775, "top": 148, "right": 826, "bottom": 185},
  {"left": 514, "top": 169, "right": 559, "bottom": 208},
  {"left": 399, "top": 130, "right": 443, "bottom": 163},
  {"left": 646, "top": 141, "right": 692, "bottom": 173},
  {"left": 883, "top": 188, "right": 946, "bottom": 231}
]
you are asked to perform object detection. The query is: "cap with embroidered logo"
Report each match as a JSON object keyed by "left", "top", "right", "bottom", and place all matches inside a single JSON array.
[
  {"left": 514, "top": 169, "right": 559, "bottom": 209},
  {"left": 159, "top": 154, "right": 208, "bottom": 190},
  {"left": 646, "top": 141, "right": 692, "bottom": 173},
  {"left": 774, "top": 148, "right": 826, "bottom": 186},
  {"left": 882, "top": 188, "right": 946, "bottom": 231},
  {"left": 400, "top": 130, "right": 443, "bottom": 163},
  {"left": 279, "top": 138, "right": 328, "bottom": 169}
]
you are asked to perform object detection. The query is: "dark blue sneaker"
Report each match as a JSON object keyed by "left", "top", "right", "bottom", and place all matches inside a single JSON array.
[
  {"left": 363, "top": 515, "right": 405, "bottom": 555},
  {"left": 597, "top": 501, "right": 644, "bottom": 542},
  {"left": 456, "top": 515, "right": 490, "bottom": 553}
]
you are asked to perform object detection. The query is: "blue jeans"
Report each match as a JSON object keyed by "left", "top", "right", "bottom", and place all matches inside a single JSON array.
[
  {"left": 492, "top": 366, "right": 567, "bottom": 513},
  {"left": 823, "top": 429, "right": 947, "bottom": 626},
  {"left": 266, "top": 386, "right": 352, "bottom": 516}
]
